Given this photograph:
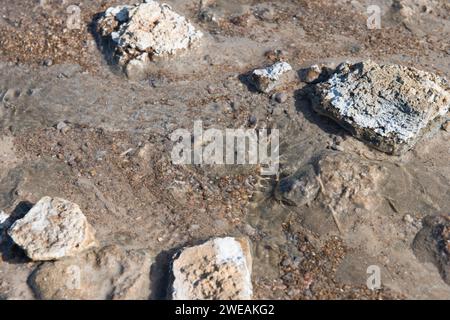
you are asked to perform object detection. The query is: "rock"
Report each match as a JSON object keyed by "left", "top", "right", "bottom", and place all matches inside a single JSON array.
[
  {"left": 273, "top": 92, "right": 288, "bottom": 103},
  {"left": 253, "top": 4, "right": 275, "bottom": 21},
  {"left": 442, "top": 121, "right": 450, "bottom": 132},
  {"left": 301, "top": 64, "right": 322, "bottom": 83},
  {"left": 413, "top": 215, "right": 450, "bottom": 285},
  {"left": 313, "top": 60, "right": 450, "bottom": 155},
  {"left": 43, "top": 59, "right": 53, "bottom": 67},
  {"left": 248, "top": 115, "right": 257, "bottom": 126},
  {"left": 275, "top": 164, "right": 320, "bottom": 207},
  {"left": 251, "top": 62, "right": 295, "bottom": 93},
  {"left": 275, "top": 152, "right": 384, "bottom": 212},
  {"left": 171, "top": 237, "right": 253, "bottom": 300},
  {"left": 8, "top": 197, "right": 97, "bottom": 261},
  {"left": 56, "top": 121, "right": 69, "bottom": 133},
  {"left": 29, "top": 245, "right": 153, "bottom": 300},
  {"left": 404, "top": 214, "right": 414, "bottom": 224},
  {"left": 198, "top": 7, "right": 218, "bottom": 23},
  {"left": 97, "top": 0, "right": 203, "bottom": 75}
]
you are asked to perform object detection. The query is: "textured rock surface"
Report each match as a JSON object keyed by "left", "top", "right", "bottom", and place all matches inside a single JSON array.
[
  {"left": 313, "top": 60, "right": 450, "bottom": 155},
  {"left": 97, "top": 0, "right": 203, "bottom": 69},
  {"left": 0, "top": 210, "right": 8, "bottom": 227},
  {"left": 413, "top": 215, "right": 450, "bottom": 285},
  {"left": 29, "top": 245, "right": 153, "bottom": 300},
  {"left": 172, "top": 237, "right": 253, "bottom": 300},
  {"left": 251, "top": 62, "right": 294, "bottom": 93},
  {"left": 8, "top": 197, "right": 97, "bottom": 261},
  {"left": 275, "top": 152, "right": 384, "bottom": 213}
]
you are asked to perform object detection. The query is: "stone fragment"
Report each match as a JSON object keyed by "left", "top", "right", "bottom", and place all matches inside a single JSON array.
[
  {"left": 443, "top": 121, "right": 450, "bottom": 132},
  {"left": 313, "top": 60, "right": 450, "bottom": 155},
  {"left": 171, "top": 237, "right": 253, "bottom": 300},
  {"left": 97, "top": 0, "right": 203, "bottom": 73},
  {"left": 251, "top": 62, "right": 294, "bottom": 93},
  {"left": 29, "top": 245, "right": 153, "bottom": 300},
  {"left": 8, "top": 197, "right": 97, "bottom": 261},
  {"left": 275, "top": 164, "right": 320, "bottom": 207}
]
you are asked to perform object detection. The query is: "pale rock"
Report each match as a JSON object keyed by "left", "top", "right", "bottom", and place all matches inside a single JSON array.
[
  {"left": 29, "top": 245, "right": 153, "bottom": 300},
  {"left": 313, "top": 60, "right": 450, "bottom": 155},
  {"left": 251, "top": 62, "right": 295, "bottom": 93},
  {"left": 97, "top": 0, "right": 203, "bottom": 74},
  {"left": 172, "top": 237, "right": 253, "bottom": 300},
  {"left": 8, "top": 197, "right": 97, "bottom": 261},
  {"left": 443, "top": 121, "right": 450, "bottom": 132}
]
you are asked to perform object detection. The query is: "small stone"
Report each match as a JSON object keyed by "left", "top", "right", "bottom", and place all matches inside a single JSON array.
[
  {"left": 248, "top": 115, "right": 257, "bottom": 126},
  {"left": 171, "top": 237, "right": 253, "bottom": 300},
  {"left": 251, "top": 62, "right": 295, "bottom": 93},
  {"left": 43, "top": 59, "right": 53, "bottom": 67},
  {"left": 275, "top": 164, "right": 320, "bottom": 207},
  {"left": 404, "top": 214, "right": 414, "bottom": 224},
  {"left": 442, "top": 121, "right": 450, "bottom": 132},
  {"left": 56, "top": 121, "right": 69, "bottom": 133},
  {"left": 8, "top": 197, "right": 97, "bottom": 261},
  {"left": 29, "top": 245, "right": 153, "bottom": 300},
  {"left": 198, "top": 8, "right": 217, "bottom": 23},
  {"left": 273, "top": 92, "right": 288, "bottom": 103},
  {"left": 313, "top": 60, "right": 450, "bottom": 155},
  {"left": 253, "top": 4, "right": 275, "bottom": 21},
  {"left": 302, "top": 64, "right": 322, "bottom": 83}
]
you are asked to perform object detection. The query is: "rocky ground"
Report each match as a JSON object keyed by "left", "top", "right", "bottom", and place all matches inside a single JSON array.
[{"left": 0, "top": 0, "right": 449, "bottom": 300}]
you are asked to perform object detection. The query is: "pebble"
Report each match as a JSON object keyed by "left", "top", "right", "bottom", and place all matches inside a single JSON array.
[
  {"left": 273, "top": 92, "right": 288, "bottom": 103},
  {"left": 442, "top": 121, "right": 450, "bottom": 132},
  {"left": 248, "top": 115, "right": 257, "bottom": 126},
  {"left": 43, "top": 59, "right": 53, "bottom": 67},
  {"left": 56, "top": 121, "right": 69, "bottom": 133},
  {"left": 404, "top": 214, "right": 414, "bottom": 224}
]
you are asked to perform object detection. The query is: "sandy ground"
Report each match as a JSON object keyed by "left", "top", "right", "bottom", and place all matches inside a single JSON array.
[{"left": 0, "top": 0, "right": 449, "bottom": 299}]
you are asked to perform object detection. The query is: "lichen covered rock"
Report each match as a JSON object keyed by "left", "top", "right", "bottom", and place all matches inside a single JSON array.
[
  {"left": 313, "top": 60, "right": 450, "bottom": 155},
  {"left": 172, "top": 237, "right": 253, "bottom": 300},
  {"left": 8, "top": 197, "right": 97, "bottom": 261},
  {"left": 97, "top": 0, "right": 203, "bottom": 71}
]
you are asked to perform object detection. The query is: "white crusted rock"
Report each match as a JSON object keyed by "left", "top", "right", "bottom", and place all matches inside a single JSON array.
[
  {"left": 172, "top": 237, "right": 253, "bottom": 300},
  {"left": 29, "top": 245, "right": 153, "bottom": 300},
  {"left": 97, "top": 0, "right": 203, "bottom": 70},
  {"left": 313, "top": 60, "right": 450, "bottom": 155},
  {"left": 8, "top": 197, "right": 97, "bottom": 261},
  {"left": 251, "top": 62, "right": 294, "bottom": 93}
]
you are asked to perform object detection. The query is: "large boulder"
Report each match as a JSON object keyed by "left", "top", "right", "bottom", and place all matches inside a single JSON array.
[
  {"left": 29, "top": 245, "right": 153, "bottom": 300},
  {"left": 171, "top": 237, "right": 253, "bottom": 300},
  {"left": 313, "top": 60, "right": 450, "bottom": 155},
  {"left": 8, "top": 197, "right": 97, "bottom": 261},
  {"left": 97, "top": 0, "right": 203, "bottom": 75}
]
